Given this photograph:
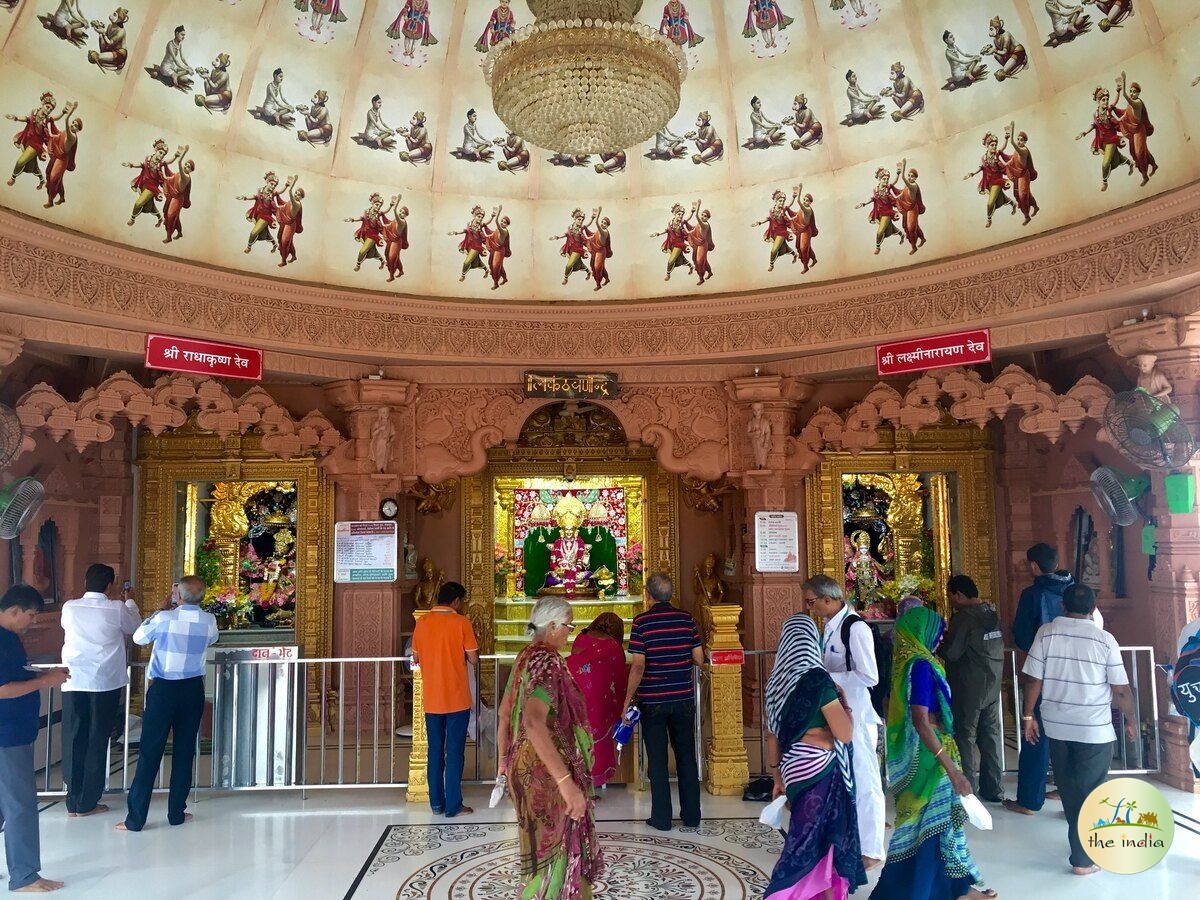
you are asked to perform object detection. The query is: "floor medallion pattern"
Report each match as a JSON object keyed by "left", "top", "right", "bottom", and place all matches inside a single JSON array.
[{"left": 346, "top": 819, "right": 780, "bottom": 899}]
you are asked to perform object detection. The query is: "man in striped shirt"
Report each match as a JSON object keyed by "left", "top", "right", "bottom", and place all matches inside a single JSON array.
[
  {"left": 1021, "top": 584, "right": 1136, "bottom": 876},
  {"left": 623, "top": 573, "right": 704, "bottom": 830}
]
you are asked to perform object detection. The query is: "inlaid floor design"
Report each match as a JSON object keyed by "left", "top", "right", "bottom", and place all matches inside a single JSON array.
[{"left": 347, "top": 819, "right": 779, "bottom": 900}]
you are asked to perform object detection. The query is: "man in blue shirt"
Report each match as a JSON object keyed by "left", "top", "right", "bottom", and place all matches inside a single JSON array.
[
  {"left": 0, "top": 584, "right": 69, "bottom": 893},
  {"left": 1004, "top": 543, "right": 1073, "bottom": 817},
  {"left": 118, "top": 576, "right": 218, "bottom": 833}
]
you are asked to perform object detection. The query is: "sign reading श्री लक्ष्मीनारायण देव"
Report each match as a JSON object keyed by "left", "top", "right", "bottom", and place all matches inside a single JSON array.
[
  {"left": 523, "top": 372, "right": 618, "bottom": 399},
  {"left": 876, "top": 329, "right": 991, "bottom": 378}
]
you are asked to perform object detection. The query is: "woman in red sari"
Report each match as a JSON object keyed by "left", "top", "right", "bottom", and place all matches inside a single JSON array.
[{"left": 567, "top": 613, "right": 628, "bottom": 789}]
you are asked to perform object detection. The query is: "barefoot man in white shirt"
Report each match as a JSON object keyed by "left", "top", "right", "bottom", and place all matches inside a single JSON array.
[{"left": 803, "top": 574, "right": 886, "bottom": 870}]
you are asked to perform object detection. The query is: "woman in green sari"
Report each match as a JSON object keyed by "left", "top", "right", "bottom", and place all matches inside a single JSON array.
[
  {"left": 871, "top": 607, "right": 996, "bottom": 899},
  {"left": 498, "top": 596, "right": 604, "bottom": 899}
]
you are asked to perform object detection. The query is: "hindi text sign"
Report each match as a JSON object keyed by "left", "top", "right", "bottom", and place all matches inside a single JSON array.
[
  {"left": 146, "top": 334, "right": 264, "bottom": 381},
  {"left": 876, "top": 329, "right": 991, "bottom": 378},
  {"left": 334, "top": 521, "right": 398, "bottom": 584},
  {"left": 754, "top": 511, "right": 800, "bottom": 574},
  {"left": 523, "top": 372, "right": 618, "bottom": 400},
  {"left": 710, "top": 649, "right": 746, "bottom": 667}
]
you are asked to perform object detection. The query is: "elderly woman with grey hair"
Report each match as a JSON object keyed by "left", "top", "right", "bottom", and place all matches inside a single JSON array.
[{"left": 497, "top": 596, "right": 604, "bottom": 898}]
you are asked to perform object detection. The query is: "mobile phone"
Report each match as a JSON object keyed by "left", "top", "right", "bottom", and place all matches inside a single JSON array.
[
  {"left": 170, "top": 582, "right": 181, "bottom": 605},
  {"left": 122, "top": 580, "right": 132, "bottom": 594}
]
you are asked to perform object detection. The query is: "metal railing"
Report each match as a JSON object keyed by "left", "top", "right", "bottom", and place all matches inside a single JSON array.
[
  {"left": 742, "top": 645, "right": 1162, "bottom": 779},
  {"left": 31, "top": 652, "right": 707, "bottom": 800}
]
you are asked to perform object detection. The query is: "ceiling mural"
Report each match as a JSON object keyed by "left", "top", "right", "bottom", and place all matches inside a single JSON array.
[{"left": 0, "top": 0, "right": 1197, "bottom": 304}]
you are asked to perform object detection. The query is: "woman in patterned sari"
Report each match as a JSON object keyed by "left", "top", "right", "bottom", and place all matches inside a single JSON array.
[
  {"left": 764, "top": 612, "right": 867, "bottom": 899},
  {"left": 498, "top": 596, "right": 604, "bottom": 899},
  {"left": 870, "top": 607, "right": 996, "bottom": 899}
]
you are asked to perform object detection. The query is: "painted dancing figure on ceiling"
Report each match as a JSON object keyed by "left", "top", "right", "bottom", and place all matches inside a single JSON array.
[
  {"left": 347, "top": 193, "right": 398, "bottom": 271},
  {"left": 485, "top": 214, "right": 511, "bottom": 290},
  {"left": 160, "top": 150, "right": 194, "bottom": 243},
  {"left": 651, "top": 201, "right": 696, "bottom": 282},
  {"left": 688, "top": 205, "right": 715, "bottom": 286},
  {"left": 984, "top": 16, "right": 1027, "bottom": 82},
  {"left": 743, "top": 96, "right": 785, "bottom": 149},
  {"left": 896, "top": 161, "right": 926, "bottom": 254},
  {"left": 276, "top": 178, "right": 304, "bottom": 267},
  {"left": 1114, "top": 72, "right": 1156, "bottom": 187},
  {"left": 880, "top": 61, "right": 924, "bottom": 122},
  {"left": 789, "top": 186, "right": 817, "bottom": 273},
  {"left": 295, "top": 0, "right": 347, "bottom": 36},
  {"left": 388, "top": 0, "right": 437, "bottom": 59},
  {"left": 550, "top": 208, "right": 596, "bottom": 286},
  {"left": 449, "top": 205, "right": 498, "bottom": 282},
  {"left": 297, "top": 90, "right": 332, "bottom": 145},
  {"left": 121, "top": 139, "right": 183, "bottom": 229},
  {"left": 475, "top": 0, "right": 515, "bottom": 53},
  {"left": 87, "top": 7, "right": 129, "bottom": 72},
  {"left": 496, "top": 130, "right": 529, "bottom": 172},
  {"left": 194, "top": 54, "right": 233, "bottom": 113},
  {"left": 751, "top": 189, "right": 797, "bottom": 271},
  {"left": 236, "top": 171, "right": 289, "bottom": 255},
  {"left": 43, "top": 105, "right": 81, "bottom": 209},
  {"left": 249, "top": 69, "right": 297, "bottom": 128},
  {"left": 941, "top": 30, "right": 987, "bottom": 90},
  {"left": 147, "top": 24, "right": 194, "bottom": 90},
  {"left": 842, "top": 70, "right": 886, "bottom": 126},
  {"left": 688, "top": 111, "right": 723, "bottom": 164},
  {"left": 1000, "top": 124, "right": 1039, "bottom": 225},
  {"left": 5, "top": 92, "right": 69, "bottom": 191},
  {"left": 659, "top": 1, "right": 703, "bottom": 48},
  {"left": 856, "top": 166, "right": 903, "bottom": 255},
  {"left": 588, "top": 215, "right": 613, "bottom": 292},
  {"left": 1043, "top": 0, "right": 1091, "bottom": 47},
  {"left": 38, "top": 0, "right": 89, "bottom": 45},
  {"left": 788, "top": 94, "right": 822, "bottom": 149},
  {"left": 398, "top": 111, "right": 433, "bottom": 164},
  {"left": 965, "top": 132, "right": 1014, "bottom": 227},
  {"left": 382, "top": 203, "right": 409, "bottom": 282},
  {"left": 743, "top": 1, "right": 793, "bottom": 50},
  {"left": 1076, "top": 85, "right": 1133, "bottom": 191}
]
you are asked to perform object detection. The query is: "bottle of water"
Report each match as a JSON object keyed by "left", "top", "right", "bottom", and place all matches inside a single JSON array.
[{"left": 613, "top": 705, "right": 641, "bottom": 760}]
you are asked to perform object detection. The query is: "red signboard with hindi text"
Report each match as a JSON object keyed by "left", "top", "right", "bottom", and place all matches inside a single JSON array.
[
  {"left": 145, "top": 334, "right": 264, "bottom": 381},
  {"left": 710, "top": 650, "right": 745, "bottom": 667},
  {"left": 876, "top": 329, "right": 991, "bottom": 378}
]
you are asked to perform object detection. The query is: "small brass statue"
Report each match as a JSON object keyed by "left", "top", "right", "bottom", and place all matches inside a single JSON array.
[
  {"left": 413, "top": 556, "right": 444, "bottom": 611},
  {"left": 694, "top": 552, "right": 727, "bottom": 644}
]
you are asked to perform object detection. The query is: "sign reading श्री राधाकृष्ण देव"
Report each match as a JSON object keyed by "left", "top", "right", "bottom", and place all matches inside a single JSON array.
[
  {"left": 145, "top": 334, "right": 264, "bottom": 381},
  {"left": 333, "top": 521, "right": 398, "bottom": 583}
]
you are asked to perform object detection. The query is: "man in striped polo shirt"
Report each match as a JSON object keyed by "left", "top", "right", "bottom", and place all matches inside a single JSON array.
[{"left": 623, "top": 573, "right": 704, "bottom": 831}]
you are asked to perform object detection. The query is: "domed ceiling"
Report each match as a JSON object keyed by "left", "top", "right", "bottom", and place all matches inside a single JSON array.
[{"left": 0, "top": 0, "right": 1198, "bottom": 305}]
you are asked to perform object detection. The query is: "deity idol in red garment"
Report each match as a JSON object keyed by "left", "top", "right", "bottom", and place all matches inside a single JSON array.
[{"left": 541, "top": 496, "right": 596, "bottom": 598}]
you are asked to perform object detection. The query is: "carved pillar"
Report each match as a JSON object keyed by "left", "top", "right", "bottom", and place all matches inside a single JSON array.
[
  {"left": 1109, "top": 316, "right": 1200, "bottom": 791},
  {"left": 406, "top": 608, "right": 430, "bottom": 803},
  {"left": 0, "top": 333, "right": 22, "bottom": 371},
  {"left": 704, "top": 603, "right": 749, "bottom": 795},
  {"left": 995, "top": 423, "right": 1042, "bottom": 629}
]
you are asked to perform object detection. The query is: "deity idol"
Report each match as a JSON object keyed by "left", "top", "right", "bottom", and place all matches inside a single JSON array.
[
  {"left": 844, "top": 529, "right": 885, "bottom": 608},
  {"left": 541, "top": 495, "right": 596, "bottom": 597}
]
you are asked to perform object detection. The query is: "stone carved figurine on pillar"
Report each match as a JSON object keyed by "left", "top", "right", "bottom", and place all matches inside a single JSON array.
[
  {"left": 413, "top": 556, "right": 444, "bottom": 610},
  {"left": 369, "top": 406, "right": 397, "bottom": 473},
  {"left": 748, "top": 402, "right": 772, "bottom": 470},
  {"left": 1132, "top": 353, "right": 1173, "bottom": 404}
]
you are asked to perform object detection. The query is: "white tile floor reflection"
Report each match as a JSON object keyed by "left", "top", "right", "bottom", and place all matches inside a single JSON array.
[{"left": 8, "top": 777, "right": 1198, "bottom": 899}]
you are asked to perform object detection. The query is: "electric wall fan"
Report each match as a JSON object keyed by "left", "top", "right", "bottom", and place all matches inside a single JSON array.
[
  {"left": 1089, "top": 466, "right": 1149, "bottom": 527},
  {"left": 0, "top": 404, "right": 44, "bottom": 540},
  {"left": 1103, "top": 389, "right": 1197, "bottom": 470}
]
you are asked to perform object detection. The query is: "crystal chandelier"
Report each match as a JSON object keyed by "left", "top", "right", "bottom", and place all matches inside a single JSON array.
[{"left": 483, "top": 3, "right": 687, "bottom": 156}]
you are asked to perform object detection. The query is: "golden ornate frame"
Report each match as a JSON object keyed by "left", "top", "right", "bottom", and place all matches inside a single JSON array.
[
  {"left": 463, "top": 452, "right": 678, "bottom": 656},
  {"left": 135, "top": 425, "right": 334, "bottom": 660},
  {"left": 806, "top": 425, "right": 996, "bottom": 620}
]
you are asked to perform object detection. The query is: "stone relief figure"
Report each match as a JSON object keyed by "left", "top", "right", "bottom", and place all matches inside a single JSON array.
[
  {"left": 369, "top": 406, "right": 396, "bottom": 473},
  {"left": 1132, "top": 354, "right": 1172, "bottom": 404},
  {"left": 412, "top": 556, "right": 444, "bottom": 610},
  {"left": 748, "top": 402, "right": 772, "bottom": 470}
]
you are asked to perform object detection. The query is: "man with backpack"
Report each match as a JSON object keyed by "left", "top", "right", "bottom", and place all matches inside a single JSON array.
[
  {"left": 803, "top": 573, "right": 885, "bottom": 869},
  {"left": 941, "top": 575, "right": 1005, "bottom": 803}
]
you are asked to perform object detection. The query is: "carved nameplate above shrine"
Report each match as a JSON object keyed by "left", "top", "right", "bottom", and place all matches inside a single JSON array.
[{"left": 523, "top": 372, "right": 618, "bottom": 400}]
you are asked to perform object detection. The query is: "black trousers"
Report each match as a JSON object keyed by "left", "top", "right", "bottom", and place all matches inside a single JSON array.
[
  {"left": 124, "top": 676, "right": 204, "bottom": 831},
  {"left": 642, "top": 700, "right": 701, "bottom": 828},
  {"left": 61, "top": 688, "right": 122, "bottom": 814},
  {"left": 1048, "top": 738, "right": 1114, "bottom": 868}
]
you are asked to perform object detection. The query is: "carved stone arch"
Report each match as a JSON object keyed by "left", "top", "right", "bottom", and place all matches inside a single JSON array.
[{"left": 514, "top": 400, "right": 629, "bottom": 449}]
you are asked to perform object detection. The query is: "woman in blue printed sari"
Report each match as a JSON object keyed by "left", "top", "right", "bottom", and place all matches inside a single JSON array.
[{"left": 764, "top": 612, "right": 867, "bottom": 899}]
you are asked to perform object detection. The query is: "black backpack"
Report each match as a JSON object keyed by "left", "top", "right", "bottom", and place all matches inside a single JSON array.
[{"left": 840, "top": 613, "right": 892, "bottom": 719}]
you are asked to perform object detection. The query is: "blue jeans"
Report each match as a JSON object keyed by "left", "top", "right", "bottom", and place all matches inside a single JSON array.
[
  {"left": 426, "top": 709, "right": 470, "bottom": 815},
  {"left": 1016, "top": 697, "right": 1050, "bottom": 811}
]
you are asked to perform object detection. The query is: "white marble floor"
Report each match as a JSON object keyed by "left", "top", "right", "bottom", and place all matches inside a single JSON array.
[{"left": 7, "top": 777, "right": 1198, "bottom": 899}]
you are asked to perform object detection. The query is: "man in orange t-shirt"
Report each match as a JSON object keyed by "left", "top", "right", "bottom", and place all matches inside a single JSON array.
[{"left": 411, "top": 581, "right": 478, "bottom": 816}]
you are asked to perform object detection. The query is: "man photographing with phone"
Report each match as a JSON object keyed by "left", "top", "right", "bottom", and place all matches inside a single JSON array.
[{"left": 0, "top": 584, "right": 70, "bottom": 893}]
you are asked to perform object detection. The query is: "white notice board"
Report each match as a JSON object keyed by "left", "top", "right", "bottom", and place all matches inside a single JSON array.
[
  {"left": 754, "top": 511, "right": 799, "bottom": 573},
  {"left": 334, "top": 521, "right": 398, "bottom": 583}
]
